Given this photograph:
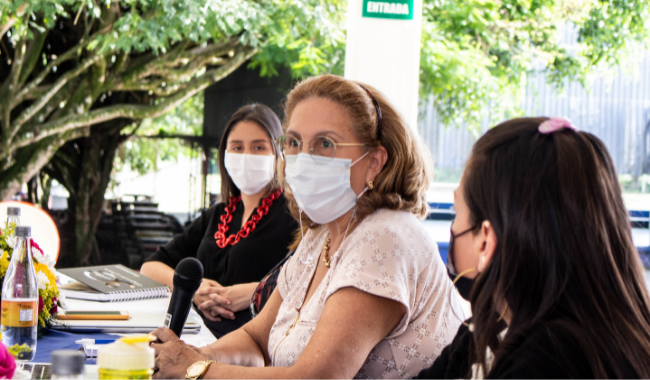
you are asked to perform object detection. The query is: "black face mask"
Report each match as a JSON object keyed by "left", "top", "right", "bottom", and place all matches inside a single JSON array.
[
  {"left": 446, "top": 266, "right": 474, "bottom": 301},
  {"left": 447, "top": 224, "right": 477, "bottom": 301}
]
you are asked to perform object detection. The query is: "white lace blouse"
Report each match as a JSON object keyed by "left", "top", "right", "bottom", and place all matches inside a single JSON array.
[{"left": 267, "top": 209, "right": 461, "bottom": 379}]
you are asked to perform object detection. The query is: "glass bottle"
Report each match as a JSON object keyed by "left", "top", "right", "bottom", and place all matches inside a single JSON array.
[
  {"left": 6, "top": 207, "right": 20, "bottom": 227},
  {"left": 1, "top": 226, "right": 38, "bottom": 361},
  {"left": 5, "top": 207, "right": 20, "bottom": 250}
]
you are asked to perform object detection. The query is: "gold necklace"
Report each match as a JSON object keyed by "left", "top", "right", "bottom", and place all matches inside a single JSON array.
[{"left": 322, "top": 238, "right": 332, "bottom": 268}]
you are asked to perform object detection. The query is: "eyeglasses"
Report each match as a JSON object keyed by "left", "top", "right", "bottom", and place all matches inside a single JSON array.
[{"left": 277, "top": 135, "right": 367, "bottom": 162}]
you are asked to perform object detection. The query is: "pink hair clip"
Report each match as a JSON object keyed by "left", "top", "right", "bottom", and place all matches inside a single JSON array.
[{"left": 538, "top": 117, "right": 576, "bottom": 134}]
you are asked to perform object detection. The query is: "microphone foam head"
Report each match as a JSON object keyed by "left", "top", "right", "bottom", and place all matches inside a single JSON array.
[{"left": 173, "top": 258, "right": 203, "bottom": 291}]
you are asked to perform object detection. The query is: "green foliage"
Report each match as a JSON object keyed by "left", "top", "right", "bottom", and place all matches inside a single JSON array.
[
  {"left": 248, "top": 0, "right": 346, "bottom": 77},
  {"left": 110, "top": 0, "right": 346, "bottom": 181},
  {"left": 1, "top": 0, "right": 346, "bottom": 68},
  {"left": 0, "top": 222, "right": 16, "bottom": 258},
  {"left": 421, "top": 0, "right": 650, "bottom": 127},
  {"left": 114, "top": 91, "right": 202, "bottom": 177},
  {"left": 0, "top": 0, "right": 348, "bottom": 200},
  {"left": 7, "top": 343, "right": 33, "bottom": 360}
]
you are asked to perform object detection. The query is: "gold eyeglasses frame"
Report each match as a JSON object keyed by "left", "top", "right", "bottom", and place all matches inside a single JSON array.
[{"left": 276, "top": 134, "right": 368, "bottom": 162}]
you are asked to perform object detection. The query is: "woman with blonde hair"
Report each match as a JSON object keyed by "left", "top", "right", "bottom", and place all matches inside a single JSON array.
[{"left": 151, "top": 75, "right": 461, "bottom": 379}]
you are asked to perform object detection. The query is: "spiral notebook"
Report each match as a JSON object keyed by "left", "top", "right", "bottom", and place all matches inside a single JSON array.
[{"left": 58, "top": 265, "right": 170, "bottom": 302}]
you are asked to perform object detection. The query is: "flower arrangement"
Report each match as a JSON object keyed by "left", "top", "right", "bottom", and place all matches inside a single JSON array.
[
  {"left": 0, "top": 342, "right": 16, "bottom": 379},
  {"left": 0, "top": 222, "right": 63, "bottom": 330}
]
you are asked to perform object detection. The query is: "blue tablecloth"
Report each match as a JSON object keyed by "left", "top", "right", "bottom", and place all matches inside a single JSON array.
[{"left": 31, "top": 330, "right": 118, "bottom": 364}]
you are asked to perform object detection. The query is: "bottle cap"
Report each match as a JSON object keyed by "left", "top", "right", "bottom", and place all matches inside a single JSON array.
[
  {"left": 7, "top": 207, "right": 20, "bottom": 216},
  {"left": 15, "top": 226, "right": 31, "bottom": 237},
  {"left": 97, "top": 336, "right": 155, "bottom": 370},
  {"left": 51, "top": 350, "right": 85, "bottom": 375}
]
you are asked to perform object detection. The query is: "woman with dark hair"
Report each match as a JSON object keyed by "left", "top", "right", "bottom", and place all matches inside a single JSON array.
[
  {"left": 418, "top": 117, "right": 650, "bottom": 378},
  {"left": 141, "top": 104, "right": 298, "bottom": 338}
]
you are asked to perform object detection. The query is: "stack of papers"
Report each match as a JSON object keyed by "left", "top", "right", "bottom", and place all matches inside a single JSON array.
[{"left": 50, "top": 313, "right": 201, "bottom": 334}]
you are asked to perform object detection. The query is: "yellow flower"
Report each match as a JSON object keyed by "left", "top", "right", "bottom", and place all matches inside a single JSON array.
[{"left": 34, "top": 263, "right": 58, "bottom": 291}]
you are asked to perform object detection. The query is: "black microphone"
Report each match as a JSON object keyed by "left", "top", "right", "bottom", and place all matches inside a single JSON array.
[{"left": 164, "top": 258, "right": 203, "bottom": 337}]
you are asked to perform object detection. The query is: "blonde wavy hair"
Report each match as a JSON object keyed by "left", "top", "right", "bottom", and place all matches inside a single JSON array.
[{"left": 281, "top": 74, "right": 433, "bottom": 229}]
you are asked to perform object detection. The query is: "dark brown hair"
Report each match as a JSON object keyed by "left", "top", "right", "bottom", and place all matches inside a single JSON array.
[
  {"left": 465, "top": 117, "right": 650, "bottom": 377},
  {"left": 217, "top": 104, "right": 283, "bottom": 201},
  {"left": 281, "top": 74, "right": 433, "bottom": 227}
]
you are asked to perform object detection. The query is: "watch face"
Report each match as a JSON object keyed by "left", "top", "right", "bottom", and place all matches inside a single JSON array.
[{"left": 187, "top": 362, "right": 206, "bottom": 377}]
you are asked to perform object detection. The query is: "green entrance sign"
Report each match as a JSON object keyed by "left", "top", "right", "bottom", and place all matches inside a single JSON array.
[{"left": 362, "top": 0, "right": 414, "bottom": 20}]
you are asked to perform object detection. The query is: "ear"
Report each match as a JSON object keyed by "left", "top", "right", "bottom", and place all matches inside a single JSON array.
[
  {"left": 366, "top": 146, "right": 388, "bottom": 183},
  {"left": 475, "top": 220, "right": 498, "bottom": 273}
]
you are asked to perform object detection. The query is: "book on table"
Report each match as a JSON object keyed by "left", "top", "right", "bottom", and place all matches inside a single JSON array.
[{"left": 58, "top": 264, "right": 170, "bottom": 302}]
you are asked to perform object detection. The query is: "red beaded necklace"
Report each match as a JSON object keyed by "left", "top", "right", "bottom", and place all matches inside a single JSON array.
[{"left": 214, "top": 188, "right": 283, "bottom": 248}]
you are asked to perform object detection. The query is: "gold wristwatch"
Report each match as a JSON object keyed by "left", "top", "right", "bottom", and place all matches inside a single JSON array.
[{"left": 185, "top": 360, "right": 215, "bottom": 380}]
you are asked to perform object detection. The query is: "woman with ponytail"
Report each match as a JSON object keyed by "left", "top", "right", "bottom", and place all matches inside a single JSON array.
[{"left": 419, "top": 117, "right": 650, "bottom": 378}]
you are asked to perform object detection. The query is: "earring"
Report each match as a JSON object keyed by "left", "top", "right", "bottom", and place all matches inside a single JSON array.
[
  {"left": 367, "top": 181, "right": 374, "bottom": 190},
  {"left": 450, "top": 267, "right": 477, "bottom": 327},
  {"left": 497, "top": 304, "right": 508, "bottom": 322}
]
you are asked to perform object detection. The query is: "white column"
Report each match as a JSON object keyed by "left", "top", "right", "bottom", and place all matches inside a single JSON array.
[{"left": 344, "top": 0, "right": 423, "bottom": 130}]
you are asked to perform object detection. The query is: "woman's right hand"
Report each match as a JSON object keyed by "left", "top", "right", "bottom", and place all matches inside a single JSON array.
[{"left": 196, "top": 283, "right": 259, "bottom": 322}]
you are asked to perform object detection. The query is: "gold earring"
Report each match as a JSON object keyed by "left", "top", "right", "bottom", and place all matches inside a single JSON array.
[
  {"left": 450, "top": 267, "right": 477, "bottom": 327},
  {"left": 452, "top": 268, "right": 477, "bottom": 286},
  {"left": 367, "top": 181, "right": 374, "bottom": 190},
  {"left": 497, "top": 304, "right": 508, "bottom": 322}
]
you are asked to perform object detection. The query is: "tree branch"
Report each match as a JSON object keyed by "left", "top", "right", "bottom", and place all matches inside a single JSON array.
[
  {"left": 0, "top": 127, "right": 87, "bottom": 200},
  {"left": 114, "top": 37, "right": 237, "bottom": 90},
  {"left": 10, "top": 53, "right": 105, "bottom": 139},
  {"left": 0, "top": 18, "right": 18, "bottom": 42},
  {"left": 1, "top": 36, "right": 26, "bottom": 146},
  {"left": 181, "top": 35, "right": 241, "bottom": 60},
  {"left": 19, "top": 79, "right": 80, "bottom": 134},
  {"left": 9, "top": 45, "right": 257, "bottom": 152},
  {"left": 21, "top": 84, "right": 52, "bottom": 100},
  {"left": 12, "top": 25, "right": 112, "bottom": 108},
  {"left": 118, "top": 55, "right": 224, "bottom": 96},
  {"left": 116, "top": 40, "right": 191, "bottom": 85},
  {"left": 18, "top": 29, "right": 49, "bottom": 85}
]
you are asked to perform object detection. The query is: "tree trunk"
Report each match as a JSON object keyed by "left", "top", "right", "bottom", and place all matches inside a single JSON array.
[{"left": 44, "top": 121, "right": 126, "bottom": 267}]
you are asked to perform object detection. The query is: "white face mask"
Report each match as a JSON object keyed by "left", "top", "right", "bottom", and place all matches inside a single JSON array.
[
  {"left": 284, "top": 152, "right": 368, "bottom": 224},
  {"left": 224, "top": 152, "right": 275, "bottom": 196}
]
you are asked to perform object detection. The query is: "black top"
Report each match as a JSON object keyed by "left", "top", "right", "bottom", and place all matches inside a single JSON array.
[
  {"left": 145, "top": 194, "right": 298, "bottom": 338},
  {"left": 417, "top": 319, "right": 637, "bottom": 379}
]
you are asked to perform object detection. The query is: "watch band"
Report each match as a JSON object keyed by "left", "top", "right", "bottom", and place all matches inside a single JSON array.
[
  {"left": 185, "top": 360, "right": 215, "bottom": 380},
  {"left": 198, "top": 360, "right": 215, "bottom": 380}
]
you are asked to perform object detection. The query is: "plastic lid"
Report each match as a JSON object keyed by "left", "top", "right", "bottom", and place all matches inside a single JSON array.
[
  {"left": 7, "top": 207, "right": 20, "bottom": 216},
  {"left": 15, "top": 226, "right": 30, "bottom": 237},
  {"left": 51, "top": 350, "right": 85, "bottom": 375},
  {"left": 97, "top": 336, "right": 155, "bottom": 370}
]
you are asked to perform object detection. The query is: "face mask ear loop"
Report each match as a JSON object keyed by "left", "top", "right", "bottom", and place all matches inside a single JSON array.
[
  {"left": 298, "top": 209, "right": 313, "bottom": 265},
  {"left": 335, "top": 207, "right": 357, "bottom": 263},
  {"left": 350, "top": 151, "right": 370, "bottom": 167},
  {"left": 356, "top": 187, "right": 368, "bottom": 200}
]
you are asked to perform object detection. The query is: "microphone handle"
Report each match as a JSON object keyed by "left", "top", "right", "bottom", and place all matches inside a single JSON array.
[{"left": 165, "top": 286, "right": 196, "bottom": 337}]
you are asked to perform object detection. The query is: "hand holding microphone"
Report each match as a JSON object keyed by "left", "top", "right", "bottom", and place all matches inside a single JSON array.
[{"left": 164, "top": 257, "right": 204, "bottom": 337}]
